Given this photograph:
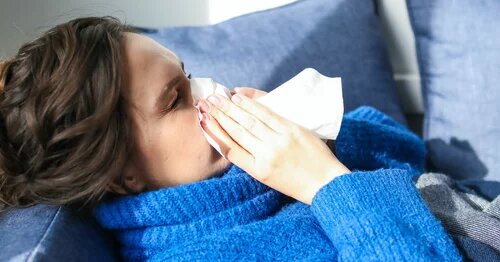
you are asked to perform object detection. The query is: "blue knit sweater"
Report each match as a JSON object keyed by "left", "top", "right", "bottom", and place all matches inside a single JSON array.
[{"left": 94, "top": 107, "right": 461, "bottom": 261}]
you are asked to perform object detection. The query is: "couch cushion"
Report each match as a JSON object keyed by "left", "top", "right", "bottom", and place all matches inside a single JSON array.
[
  {"left": 0, "top": 205, "right": 117, "bottom": 261},
  {"left": 144, "top": 0, "right": 405, "bottom": 123},
  {"left": 407, "top": 0, "right": 500, "bottom": 181}
]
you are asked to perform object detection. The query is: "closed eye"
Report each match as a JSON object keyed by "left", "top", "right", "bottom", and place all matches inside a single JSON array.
[
  {"left": 173, "top": 92, "right": 182, "bottom": 108},
  {"left": 159, "top": 89, "right": 181, "bottom": 115},
  {"left": 169, "top": 92, "right": 183, "bottom": 111}
]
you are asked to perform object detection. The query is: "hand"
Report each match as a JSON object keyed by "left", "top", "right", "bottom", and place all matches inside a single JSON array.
[
  {"left": 198, "top": 93, "right": 350, "bottom": 204},
  {"left": 232, "top": 87, "right": 332, "bottom": 146}
]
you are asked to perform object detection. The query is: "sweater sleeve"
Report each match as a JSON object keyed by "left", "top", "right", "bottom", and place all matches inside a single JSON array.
[
  {"left": 311, "top": 106, "right": 461, "bottom": 261},
  {"left": 335, "top": 106, "right": 426, "bottom": 175}
]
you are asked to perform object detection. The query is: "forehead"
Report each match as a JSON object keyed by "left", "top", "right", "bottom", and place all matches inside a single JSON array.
[
  {"left": 121, "top": 33, "right": 181, "bottom": 116},
  {"left": 124, "top": 32, "right": 179, "bottom": 61},
  {"left": 123, "top": 33, "right": 180, "bottom": 71}
]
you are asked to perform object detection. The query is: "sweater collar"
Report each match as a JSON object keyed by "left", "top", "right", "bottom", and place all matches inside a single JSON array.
[{"left": 94, "top": 164, "right": 283, "bottom": 230}]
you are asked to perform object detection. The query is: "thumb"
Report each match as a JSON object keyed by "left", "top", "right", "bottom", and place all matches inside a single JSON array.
[
  {"left": 233, "top": 87, "right": 256, "bottom": 97},
  {"left": 233, "top": 87, "right": 267, "bottom": 100}
]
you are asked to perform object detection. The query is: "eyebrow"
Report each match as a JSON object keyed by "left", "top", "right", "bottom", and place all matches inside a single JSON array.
[{"left": 155, "top": 74, "right": 183, "bottom": 112}]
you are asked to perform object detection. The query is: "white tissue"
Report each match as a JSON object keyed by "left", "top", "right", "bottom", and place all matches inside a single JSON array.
[
  {"left": 191, "top": 68, "right": 344, "bottom": 158},
  {"left": 191, "top": 77, "right": 234, "bottom": 156}
]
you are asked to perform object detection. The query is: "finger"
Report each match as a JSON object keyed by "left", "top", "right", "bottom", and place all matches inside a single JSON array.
[
  {"left": 200, "top": 113, "right": 254, "bottom": 169},
  {"left": 199, "top": 111, "right": 237, "bottom": 154},
  {"left": 230, "top": 94, "right": 288, "bottom": 134},
  {"left": 202, "top": 99, "right": 262, "bottom": 156},
  {"left": 207, "top": 94, "right": 274, "bottom": 141}
]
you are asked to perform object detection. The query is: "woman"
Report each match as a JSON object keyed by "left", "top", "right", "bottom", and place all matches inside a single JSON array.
[{"left": 0, "top": 17, "right": 460, "bottom": 260}]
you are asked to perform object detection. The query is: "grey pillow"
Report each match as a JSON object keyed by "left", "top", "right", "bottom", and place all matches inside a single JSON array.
[{"left": 407, "top": 0, "right": 500, "bottom": 181}]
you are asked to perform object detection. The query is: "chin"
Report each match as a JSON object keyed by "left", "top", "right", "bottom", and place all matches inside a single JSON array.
[
  {"left": 208, "top": 144, "right": 222, "bottom": 162},
  {"left": 211, "top": 148, "right": 232, "bottom": 171}
]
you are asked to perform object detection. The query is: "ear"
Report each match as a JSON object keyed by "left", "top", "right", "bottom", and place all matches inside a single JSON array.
[{"left": 108, "top": 160, "right": 147, "bottom": 195}]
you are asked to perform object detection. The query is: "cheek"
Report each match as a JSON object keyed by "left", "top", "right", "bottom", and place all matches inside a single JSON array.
[
  {"left": 188, "top": 112, "right": 216, "bottom": 161},
  {"left": 178, "top": 109, "right": 207, "bottom": 150},
  {"left": 154, "top": 109, "right": 210, "bottom": 165}
]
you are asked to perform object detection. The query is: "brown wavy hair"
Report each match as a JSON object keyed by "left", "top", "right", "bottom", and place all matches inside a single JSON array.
[{"left": 0, "top": 17, "right": 135, "bottom": 213}]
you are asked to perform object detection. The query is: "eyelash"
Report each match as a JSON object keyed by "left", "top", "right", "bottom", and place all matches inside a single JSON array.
[
  {"left": 170, "top": 72, "right": 191, "bottom": 110},
  {"left": 172, "top": 93, "right": 182, "bottom": 109},
  {"left": 160, "top": 72, "right": 191, "bottom": 115}
]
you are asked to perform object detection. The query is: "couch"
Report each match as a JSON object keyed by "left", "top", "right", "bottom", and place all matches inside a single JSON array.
[{"left": 1, "top": 0, "right": 499, "bottom": 261}]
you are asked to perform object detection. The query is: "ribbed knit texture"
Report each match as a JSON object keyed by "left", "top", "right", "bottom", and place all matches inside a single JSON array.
[{"left": 94, "top": 106, "right": 461, "bottom": 261}]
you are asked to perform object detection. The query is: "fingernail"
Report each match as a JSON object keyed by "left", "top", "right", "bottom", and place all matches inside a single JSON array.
[
  {"left": 199, "top": 100, "right": 210, "bottom": 112},
  {"left": 202, "top": 112, "right": 211, "bottom": 123},
  {"left": 193, "top": 98, "right": 199, "bottom": 107},
  {"left": 207, "top": 95, "right": 220, "bottom": 106},
  {"left": 231, "top": 94, "right": 242, "bottom": 104}
]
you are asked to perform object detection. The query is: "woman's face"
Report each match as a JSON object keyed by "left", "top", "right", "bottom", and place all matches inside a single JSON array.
[{"left": 118, "top": 33, "right": 231, "bottom": 192}]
